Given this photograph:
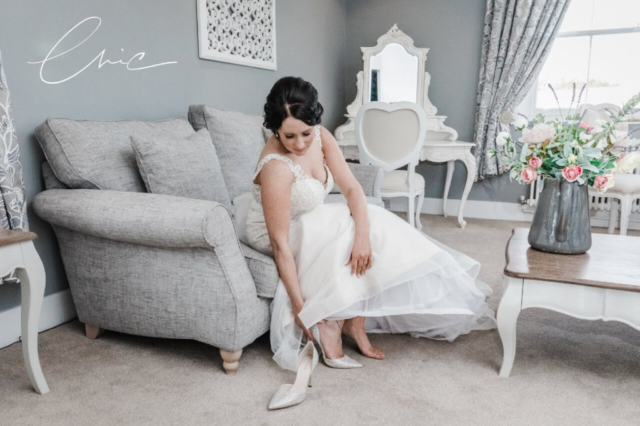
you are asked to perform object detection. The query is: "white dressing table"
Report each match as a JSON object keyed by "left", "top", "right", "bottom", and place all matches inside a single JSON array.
[{"left": 335, "top": 25, "right": 476, "bottom": 228}]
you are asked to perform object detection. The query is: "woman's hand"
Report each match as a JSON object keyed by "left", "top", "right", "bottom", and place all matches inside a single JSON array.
[
  {"left": 292, "top": 300, "right": 314, "bottom": 341},
  {"left": 345, "top": 231, "right": 372, "bottom": 277}
]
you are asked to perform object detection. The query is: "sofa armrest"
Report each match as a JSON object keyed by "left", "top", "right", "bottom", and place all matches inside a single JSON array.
[
  {"left": 32, "top": 189, "right": 237, "bottom": 249},
  {"left": 342, "top": 162, "right": 383, "bottom": 198}
]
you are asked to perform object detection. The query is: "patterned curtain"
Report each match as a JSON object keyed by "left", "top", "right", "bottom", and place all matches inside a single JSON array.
[
  {"left": 0, "top": 48, "right": 28, "bottom": 231},
  {"left": 473, "top": 0, "right": 571, "bottom": 180}
]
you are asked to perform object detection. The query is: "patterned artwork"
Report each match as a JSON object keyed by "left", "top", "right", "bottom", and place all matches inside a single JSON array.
[
  {"left": 0, "top": 49, "right": 28, "bottom": 232},
  {"left": 197, "top": 0, "right": 277, "bottom": 70}
]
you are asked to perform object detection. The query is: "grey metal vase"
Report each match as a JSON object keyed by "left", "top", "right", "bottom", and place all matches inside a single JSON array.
[{"left": 528, "top": 179, "right": 592, "bottom": 254}]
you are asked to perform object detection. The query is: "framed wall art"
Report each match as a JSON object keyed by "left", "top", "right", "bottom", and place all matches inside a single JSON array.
[{"left": 197, "top": 0, "right": 277, "bottom": 70}]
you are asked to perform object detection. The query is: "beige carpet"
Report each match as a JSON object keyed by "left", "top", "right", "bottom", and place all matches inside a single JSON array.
[{"left": 2, "top": 216, "right": 639, "bottom": 426}]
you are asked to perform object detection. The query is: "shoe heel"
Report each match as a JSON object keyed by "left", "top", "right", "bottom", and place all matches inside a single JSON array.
[{"left": 308, "top": 374, "right": 313, "bottom": 387}]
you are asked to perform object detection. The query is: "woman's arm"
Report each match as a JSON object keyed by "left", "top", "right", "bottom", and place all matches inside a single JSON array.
[
  {"left": 319, "top": 126, "right": 372, "bottom": 277},
  {"left": 259, "top": 159, "right": 313, "bottom": 339}
]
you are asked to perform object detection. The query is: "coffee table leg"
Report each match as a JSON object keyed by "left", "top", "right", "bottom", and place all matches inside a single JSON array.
[
  {"left": 497, "top": 276, "right": 523, "bottom": 378},
  {"left": 16, "top": 242, "right": 50, "bottom": 395}
]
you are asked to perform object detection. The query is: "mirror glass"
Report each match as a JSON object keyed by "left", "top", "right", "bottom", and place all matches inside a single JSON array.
[{"left": 368, "top": 43, "right": 419, "bottom": 103}]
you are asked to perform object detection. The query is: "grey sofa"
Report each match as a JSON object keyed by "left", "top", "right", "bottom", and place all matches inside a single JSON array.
[{"left": 32, "top": 106, "right": 383, "bottom": 374}]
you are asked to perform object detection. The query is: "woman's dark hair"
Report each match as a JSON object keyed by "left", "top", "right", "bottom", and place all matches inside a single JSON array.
[{"left": 263, "top": 76, "right": 324, "bottom": 136}]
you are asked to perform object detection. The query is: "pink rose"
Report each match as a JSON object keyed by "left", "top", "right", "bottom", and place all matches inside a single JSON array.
[
  {"left": 521, "top": 167, "right": 537, "bottom": 184},
  {"left": 593, "top": 174, "right": 614, "bottom": 192},
  {"left": 529, "top": 157, "right": 542, "bottom": 169},
  {"left": 578, "top": 123, "right": 593, "bottom": 133},
  {"left": 562, "top": 165, "right": 583, "bottom": 182}
]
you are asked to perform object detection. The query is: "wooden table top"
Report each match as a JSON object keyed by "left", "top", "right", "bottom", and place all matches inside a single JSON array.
[
  {"left": 505, "top": 228, "right": 640, "bottom": 292},
  {"left": 0, "top": 228, "right": 37, "bottom": 248}
]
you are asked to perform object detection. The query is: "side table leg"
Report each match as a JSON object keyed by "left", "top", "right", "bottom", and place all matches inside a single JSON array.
[
  {"left": 16, "top": 241, "right": 50, "bottom": 395},
  {"left": 443, "top": 160, "right": 454, "bottom": 217},
  {"left": 497, "top": 276, "right": 523, "bottom": 378},
  {"left": 457, "top": 151, "right": 476, "bottom": 229}
]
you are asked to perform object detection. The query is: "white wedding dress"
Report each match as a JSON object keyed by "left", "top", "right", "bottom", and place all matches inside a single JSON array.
[{"left": 246, "top": 126, "right": 496, "bottom": 372}]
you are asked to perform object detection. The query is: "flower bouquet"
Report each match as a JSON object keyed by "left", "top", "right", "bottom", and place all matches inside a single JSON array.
[{"left": 490, "top": 85, "right": 640, "bottom": 254}]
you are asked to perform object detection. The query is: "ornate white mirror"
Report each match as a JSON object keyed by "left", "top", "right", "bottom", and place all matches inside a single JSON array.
[{"left": 335, "top": 24, "right": 457, "bottom": 160}]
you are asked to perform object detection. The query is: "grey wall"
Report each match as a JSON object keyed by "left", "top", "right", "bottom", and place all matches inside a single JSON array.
[
  {"left": 0, "top": 0, "right": 528, "bottom": 314},
  {"left": 344, "top": 0, "right": 528, "bottom": 203},
  {"left": 0, "top": 0, "right": 347, "bottom": 312}
]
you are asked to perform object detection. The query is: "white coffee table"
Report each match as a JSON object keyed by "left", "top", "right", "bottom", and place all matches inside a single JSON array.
[
  {"left": 0, "top": 229, "right": 49, "bottom": 394},
  {"left": 498, "top": 228, "right": 640, "bottom": 378}
]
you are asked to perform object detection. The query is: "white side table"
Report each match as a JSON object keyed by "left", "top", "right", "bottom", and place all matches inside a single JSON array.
[
  {"left": 339, "top": 140, "right": 476, "bottom": 228},
  {"left": 498, "top": 228, "right": 640, "bottom": 378},
  {"left": 0, "top": 229, "right": 49, "bottom": 394}
]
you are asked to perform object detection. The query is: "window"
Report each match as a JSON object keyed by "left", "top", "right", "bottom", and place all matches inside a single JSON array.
[{"left": 519, "top": 0, "right": 640, "bottom": 117}]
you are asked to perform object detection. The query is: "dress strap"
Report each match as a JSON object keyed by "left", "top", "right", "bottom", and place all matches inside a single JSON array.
[
  {"left": 252, "top": 153, "right": 303, "bottom": 181},
  {"left": 315, "top": 125, "right": 327, "bottom": 166},
  {"left": 314, "top": 125, "right": 322, "bottom": 149}
]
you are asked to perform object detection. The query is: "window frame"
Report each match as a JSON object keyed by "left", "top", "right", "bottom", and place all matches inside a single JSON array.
[{"left": 519, "top": 25, "right": 640, "bottom": 120}]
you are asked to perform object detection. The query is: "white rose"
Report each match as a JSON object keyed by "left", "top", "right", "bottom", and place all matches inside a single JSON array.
[
  {"left": 496, "top": 131, "right": 511, "bottom": 147},
  {"left": 513, "top": 116, "right": 528, "bottom": 131},
  {"left": 615, "top": 152, "right": 640, "bottom": 174},
  {"left": 519, "top": 123, "right": 556, "bottom": 145}
]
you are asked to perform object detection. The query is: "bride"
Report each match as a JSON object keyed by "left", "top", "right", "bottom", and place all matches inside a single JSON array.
[{"left": 245, "top": 76, "right": 496, "bottom": 408}]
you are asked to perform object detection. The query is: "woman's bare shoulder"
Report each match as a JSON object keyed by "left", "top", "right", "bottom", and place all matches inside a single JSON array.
[{"left": 254, "top": 138, "right": 295, "bottom": 185}]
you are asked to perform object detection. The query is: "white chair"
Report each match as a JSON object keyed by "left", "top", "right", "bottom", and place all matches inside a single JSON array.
[
  {"left": 604, "top": 167, "right": 640, "bottom": 235},
  {"left": 580, "top": 103, "right": 640, "bottom": 235},
  {"left": 355, "top": 101, "right": 427, "bottom": 229}
]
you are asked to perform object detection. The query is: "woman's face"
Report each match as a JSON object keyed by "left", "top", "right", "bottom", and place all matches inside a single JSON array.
[{"left": 277, "top": 117, "right": 314, "bottom": 156}]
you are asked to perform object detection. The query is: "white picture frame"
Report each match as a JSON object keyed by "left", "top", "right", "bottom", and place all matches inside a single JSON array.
[{"left": 197, "top": 0, "right": 277, "bottom": 71}]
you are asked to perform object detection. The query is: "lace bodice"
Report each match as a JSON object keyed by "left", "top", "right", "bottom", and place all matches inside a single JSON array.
[{"left": 250, "top": 125, "right": 334, "bottom": 218}]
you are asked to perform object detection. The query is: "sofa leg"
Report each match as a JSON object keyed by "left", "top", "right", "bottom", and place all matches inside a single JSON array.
[
  {"left": 85, "top": 323, "right": 105, "bottom": 339},
  {"left": 220, "top": 348, "right": 243, "bottom": 375}
]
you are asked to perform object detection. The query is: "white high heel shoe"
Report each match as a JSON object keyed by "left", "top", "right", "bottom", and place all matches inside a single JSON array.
[
  {"left": 311, "top": 324, "right": 363, "bottom": 369},
  {"left": 268, "top": 340, "right": 319, "bottom": 410}
]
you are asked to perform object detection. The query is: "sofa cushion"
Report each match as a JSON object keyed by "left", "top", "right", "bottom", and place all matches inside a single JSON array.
[
  {"left": 35, "top": 117, "right": 195, "bottom": 192},
  {"left": 130, "top": 128, "right": 232, "bottom": 209},
  {"left": 240, "top": 241, "right": 279, "bottom": 298},
  {"left": 188, "top": 105, "right": 268, "bottom": 201},
  {"left": 42, "top": 162, "right": 69, "bottom": 190},
  {"left": 232, "top": 192, "right": 253, "bottom": 243}
]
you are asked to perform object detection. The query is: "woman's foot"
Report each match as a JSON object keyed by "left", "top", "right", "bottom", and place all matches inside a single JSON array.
[
  {"left": 343, "top": 317, "right": 385, "bottom": 360},
  {"left": 315, "top": 320, "right": 344, "bottom": 360}
]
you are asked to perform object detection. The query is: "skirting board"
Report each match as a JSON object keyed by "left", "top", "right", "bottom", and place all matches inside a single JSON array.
[
  {"left": 388, "top": 197, "right": 640, "bottom": 230},
  {"left": 0, "top": 289, "right": 77, "bottom": 350}
]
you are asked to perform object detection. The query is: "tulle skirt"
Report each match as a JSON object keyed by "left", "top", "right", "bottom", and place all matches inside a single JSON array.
[{"left": 270, "top": 202, "right": 496, "bottom": 372}]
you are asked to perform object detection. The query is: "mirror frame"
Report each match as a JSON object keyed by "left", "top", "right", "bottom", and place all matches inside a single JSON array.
[{"left": 335, "top": 24, "right": 457, "bottom": 158}]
